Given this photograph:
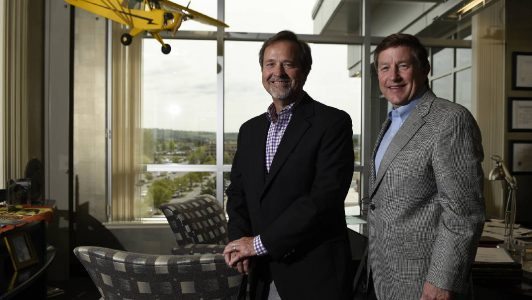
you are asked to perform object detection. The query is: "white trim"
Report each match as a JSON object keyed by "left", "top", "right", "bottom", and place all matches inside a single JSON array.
[
  {"left": 215, "top": 0, "right": 225, "bottom": 207},
  {"left": 146, "top": 164, "right": 218, "bottom": 172}
]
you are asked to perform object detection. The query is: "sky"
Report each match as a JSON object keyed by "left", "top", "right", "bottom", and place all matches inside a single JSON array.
[{"left": 141, "top": 0, "right": 362, "bottom": 134}]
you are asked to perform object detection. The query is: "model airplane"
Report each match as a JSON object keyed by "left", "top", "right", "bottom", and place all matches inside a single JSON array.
[{"left": 65, "top": 0, "right": 228, "bottom": 54}]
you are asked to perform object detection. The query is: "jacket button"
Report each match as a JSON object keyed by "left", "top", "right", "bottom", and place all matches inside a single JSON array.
[{"left": 370, "top": 204, "right": 376, "bottom": 210}]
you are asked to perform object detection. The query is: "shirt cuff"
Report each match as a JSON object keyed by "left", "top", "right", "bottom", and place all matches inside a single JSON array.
[{"left": 253, "top": 235, "right": 268, "bottom": 256}]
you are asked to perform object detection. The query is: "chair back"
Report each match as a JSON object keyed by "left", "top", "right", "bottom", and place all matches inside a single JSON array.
[
  {"left": 73, "top": 246, "right": 243, "bottom": 299},
  {"left": 159, "top": 195, "right": 228, "bottom": 246}
]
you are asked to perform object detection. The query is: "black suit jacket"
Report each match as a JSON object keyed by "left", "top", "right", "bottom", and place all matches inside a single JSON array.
[{"left": 226, "top": 92, "right": 354, "bottom": 299}]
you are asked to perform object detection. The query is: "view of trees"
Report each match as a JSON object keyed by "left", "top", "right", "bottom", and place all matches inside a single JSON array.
[
  {"left": 146, "top": 172, "right": 215, "bottom": 209},
  {"left": 140, "top": 128, "right": 360, "bottom": 217}
]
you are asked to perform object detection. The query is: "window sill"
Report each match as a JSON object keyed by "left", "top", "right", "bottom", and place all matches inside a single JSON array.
[{"left": 103, "top": 217, "right": 169, "bottom": 229}]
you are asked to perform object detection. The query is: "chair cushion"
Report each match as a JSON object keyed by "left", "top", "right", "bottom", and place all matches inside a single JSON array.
[
  {"left": 160, "top": 195, "right": 229, "bottom": 246},
  {"left": 171, "top": 244, "right": 227, "bottom": 255}
]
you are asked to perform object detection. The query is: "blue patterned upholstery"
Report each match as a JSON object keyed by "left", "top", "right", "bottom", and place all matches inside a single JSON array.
[
  {"left": 160, "top": 195, "right": 229, "bottom": 248},
  {"left": 73, "top": 246, "right": 243, "bottom": 299}
]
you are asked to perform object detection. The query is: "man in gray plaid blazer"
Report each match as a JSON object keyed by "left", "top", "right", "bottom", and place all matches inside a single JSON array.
[{"left": 367, "top": 33, "right": 485, "bottom": 300}]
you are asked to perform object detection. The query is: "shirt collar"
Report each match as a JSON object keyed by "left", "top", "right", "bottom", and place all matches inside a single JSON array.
[
  {"left": 388, "top": 97, "right": 419, "bottom": 122},
  {"left": 267, "top": 102, "right": 295, "bottom": 123}
]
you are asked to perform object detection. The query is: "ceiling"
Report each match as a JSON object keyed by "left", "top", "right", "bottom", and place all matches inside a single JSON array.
[{"left": 312, "top": 0, "right": 484, "bottom": 39}]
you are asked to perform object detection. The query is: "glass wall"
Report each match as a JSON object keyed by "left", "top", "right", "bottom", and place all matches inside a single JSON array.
[{"left": 429, "top": 46, "right": 472, "bottom": 110}]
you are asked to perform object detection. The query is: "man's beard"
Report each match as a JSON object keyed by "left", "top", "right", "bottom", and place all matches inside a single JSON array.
[
  {"left": 267, "top": 84, "right": 293, "bottom": 100},
  {"left": 266, "top": 77, "right": 294, "bottom": 100}
]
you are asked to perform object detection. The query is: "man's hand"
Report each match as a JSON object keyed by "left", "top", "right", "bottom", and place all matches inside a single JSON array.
[
  {"left": 231, "top": 254, "right": 250, "bottom": 274},
  {"left": 420, "top": 282, "right": 452, "bottom": 300},
  {"left": 223, "top": 237, "right": 256, "bottom": 273}
]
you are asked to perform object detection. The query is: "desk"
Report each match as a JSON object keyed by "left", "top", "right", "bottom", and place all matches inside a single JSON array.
[
  {"left": 0, "top": 206, "right": 53, "bottom": 234},
  {"left": 0, "top": 207, "right": 54, "bottom": 299},
  {"left": 0, "top": 245, "right": 56, "bottom": 300},
  {"left": 472, "top": 221, "right": 532, "bottom": 300},
  {"left": 473, "top": 273, "right": 532, "bottom": 299}
]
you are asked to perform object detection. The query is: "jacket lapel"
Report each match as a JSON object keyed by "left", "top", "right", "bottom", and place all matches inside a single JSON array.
[
  {"left": 261, "top": 94, "right": 313, "bottom": 199},
  {"left": 370, "top": 118, "right": 391, "bottom": 185},
  {"left": 251, "top": 115, "right": 269, "bottom": 194},
  {"left": 370, "top": 90, "right": 435, "bottom": 198}
]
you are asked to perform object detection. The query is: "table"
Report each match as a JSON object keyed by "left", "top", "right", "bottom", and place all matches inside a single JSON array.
[
  {"left": 472, "top": 229, "right": 532, "bottom": 299},
  {"left": 0, "top": 245, "right": 56, "bottom": 300},
  {"left": 0, "top": 205, "right": 54, "bottom": 234},
  {"left": 0, "top": 206, "right": 54, "bottom": 299}
]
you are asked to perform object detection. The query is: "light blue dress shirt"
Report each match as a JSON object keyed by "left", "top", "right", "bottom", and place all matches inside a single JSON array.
[{"left": 375, "top": 98, "right": 419, "bottom": 172}]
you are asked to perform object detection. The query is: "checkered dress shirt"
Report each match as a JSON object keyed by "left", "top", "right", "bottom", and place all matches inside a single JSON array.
[
  {"left": 254, "top": 102, "right": 294, "bottom": 256},
  {"left": 265, "top": 102, "right": 294, "bottom": 172}
]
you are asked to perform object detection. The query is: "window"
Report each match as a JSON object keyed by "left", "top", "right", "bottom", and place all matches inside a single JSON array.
[
  {"left": 223, "top": 41, "right": 362, "bottom": 216},
  {"left": 225, "top": 0, "right": 314, "bottom": 34},
  {"left": 139, "top": 39, "right": 218, "bottom": 218},
  {"left": 124, "top": 4, "right": 363, "bottom": 221},
  {"left": 224, "top": 41, "right": 264, "bottom": 165},
  {"left": 142, "top": 39, "right": 217, "bottom": 166},
  {"left": 456, "top": 69, "right": 472, "bottom": 110},
  {"left": 432, "top": 75, "right": 453, "bottom": 101},
  {"left": 429, "top": 46, "right": 472, "bottom": 108},
  {"left": 432, "top": 48, "right": 453, "bottom": 76}
]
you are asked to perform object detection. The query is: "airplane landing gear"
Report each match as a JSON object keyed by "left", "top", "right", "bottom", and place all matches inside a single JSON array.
[
  {"left": 161, "top": 44, "right": 171, "bottom": 54},
  {"left": 121, "top": 33, "right": 132, "bottom": 46}
]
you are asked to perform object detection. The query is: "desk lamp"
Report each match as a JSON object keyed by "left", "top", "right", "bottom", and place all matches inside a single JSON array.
[{"left": 489, "top": 154, "right": 518, "bottom": 252}]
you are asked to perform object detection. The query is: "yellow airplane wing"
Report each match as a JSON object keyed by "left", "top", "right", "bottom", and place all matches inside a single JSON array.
[
  {"left": 65, "top": 0, "right": 134, "bottom": 27},
  {"left": 159, "top": 0, "right": 228, "bottom": 28}
]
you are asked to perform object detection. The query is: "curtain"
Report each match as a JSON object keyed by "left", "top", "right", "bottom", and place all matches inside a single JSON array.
[
  {"left": 2, "top": 0, "right": 29, "bottom": 184},
  {"left": 111, "top": 23, "right": 143, "bottom": 221}
]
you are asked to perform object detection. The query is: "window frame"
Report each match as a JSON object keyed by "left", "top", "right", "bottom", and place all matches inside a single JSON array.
[{"left": 103, "top": 4, "right": 473, "bottom": 223}]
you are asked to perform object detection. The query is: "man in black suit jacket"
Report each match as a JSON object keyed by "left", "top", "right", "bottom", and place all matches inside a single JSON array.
[{"left": 223, "top": 30, "right": 355, "bottom": 299}]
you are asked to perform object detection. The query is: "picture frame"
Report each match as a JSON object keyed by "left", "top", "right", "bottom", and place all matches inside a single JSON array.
[
  {"left": 8, "top": 269, "right": 33, "bottom": 291},
  {"left": 3, "top": 232, "right": 38, "bottom": 271},
  {"left": 509, "top": 141, "right": 532, "bottom": 174},
  {"left": 512, "top": 52, "right": 532, "bottom": 90},
  {"left": 508, "top": 98, "right": 532, "bottom": 131}
]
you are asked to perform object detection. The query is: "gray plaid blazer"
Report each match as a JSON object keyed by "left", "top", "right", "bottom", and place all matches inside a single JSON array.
[{"left": 368, "top": 90, "right": 485, "bottom": 300}]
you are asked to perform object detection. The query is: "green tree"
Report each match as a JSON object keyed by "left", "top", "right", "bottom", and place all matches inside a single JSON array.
[
  {"left": 201, "top": 177, "right": 216, "bottom": 196},
  {"left": 149, "top": 178, "right": 174, "bottom": 207},
  {"left": 143, "top": 130, "right": 155, "bottom": 163},
  {"left": 145, "top": 172, "right": 153, "bottom": 181}
]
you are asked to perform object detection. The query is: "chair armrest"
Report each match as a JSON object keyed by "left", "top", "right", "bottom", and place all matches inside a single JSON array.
[{"left": 172, "top": 244, "right": 226, "bottom": 255}]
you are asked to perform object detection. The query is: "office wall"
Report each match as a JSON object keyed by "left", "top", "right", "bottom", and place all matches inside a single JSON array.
[
  {"left": 473, "top": 0, "right": 506, "bottom": 218},
  {"left": 44, "top": 0, "right": 71, "bottom": 281},
  {"left": 69, "top": 8, "right": 109, "bottom": 277},
  {"left": 505, "top": 0, "right": 532, "bottom": 226},
  {"left": 72, "top": 10, "right": 107, "bottom": 228},
  {"left": 474, "top": 0, "right": 532, "bottom": 223}
]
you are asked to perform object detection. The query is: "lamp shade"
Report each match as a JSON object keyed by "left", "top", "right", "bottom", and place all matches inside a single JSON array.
[
  {"left": 488, "top": 164, "right": 506, "bottom": 181},
  {"left": 488, "top": 154, "right": 517, "bottom": 189}
]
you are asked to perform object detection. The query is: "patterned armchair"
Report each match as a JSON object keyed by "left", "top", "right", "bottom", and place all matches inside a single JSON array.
[
  {"left": 73, "top": 246, "right": 243, "bottom": 299},
  {"left": 159, "top": 195, "right": 249, "bottom": 298},
  {"left": 159, "top": 194, "right": 229, "bottom": 255}
]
